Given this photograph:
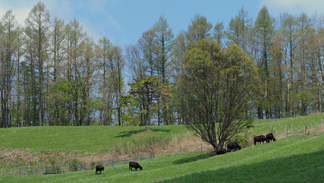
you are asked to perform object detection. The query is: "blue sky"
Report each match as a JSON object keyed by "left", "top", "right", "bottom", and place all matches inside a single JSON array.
[{"left": 1, "top": 0, "right": 324, "bottom": 47}]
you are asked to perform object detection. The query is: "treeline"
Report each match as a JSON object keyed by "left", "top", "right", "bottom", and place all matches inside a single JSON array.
[{"left": 1, "top": 2, "right": 324, "bottom": 127}]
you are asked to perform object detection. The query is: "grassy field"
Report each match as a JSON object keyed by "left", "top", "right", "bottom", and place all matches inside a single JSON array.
[
  {"left": 0, "top": 125, "right": 189, "bottom": 154},
  {"left": 0, "top": 114, "right": 323, "bottom": 154},
  {"left": 0, "top": 114, "right": 324, "bottom": 182},
  {"left": 247, "top": 113, "right": 324, "bottom": 137},
  {"left": 1, "top": 132, "right": 323, "bottom": 183}
]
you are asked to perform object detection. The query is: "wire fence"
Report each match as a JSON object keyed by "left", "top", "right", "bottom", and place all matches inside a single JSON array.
[
  {"left": 2, "top": 125, "right": 316, "bottom": 176},
  {"left": 17, "top": 152, "right": 154, "bottom": 175},
  {"left": 0, "top": 142, "right": 214, "bottom": 176}
]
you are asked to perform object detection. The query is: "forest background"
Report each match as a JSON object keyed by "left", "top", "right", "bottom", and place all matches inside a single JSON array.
[{"left": 1, "top": 1, "right": 324, "bottom": 128}]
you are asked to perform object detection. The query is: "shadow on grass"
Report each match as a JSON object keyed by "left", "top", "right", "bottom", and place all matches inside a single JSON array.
[
  {"left": 160, "top": 150, "right": 324, "bottom": 183},
  {"left": 173, "top": 153, "right": 209, "bottom": 165},
  {"left": 114, "top": 129, "right": 144, "bottom": 138},
  {"left": 114, "top": 128, "right": 171, "bottom": 138}
]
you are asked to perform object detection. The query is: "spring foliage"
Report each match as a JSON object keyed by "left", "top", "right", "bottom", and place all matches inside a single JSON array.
[{"left": 180, "top": 39, "right": 259, "bottom": 150}]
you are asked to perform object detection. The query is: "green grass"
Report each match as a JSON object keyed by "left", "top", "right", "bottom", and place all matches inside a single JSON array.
[
  {"left": 0, "top": 114, "right": 323, "bottom": 155},
  {"left": 1, "top": 133, "right": 324, "bottom": 183},
  {"left": 249, "top": 113, "right": 324, "bottom": 136},
  {"left": 0, "top": 114, "right": 324, "bottom": 182},
  {"left": 0, "top": 125, "right": 189, "bottom": 154}
]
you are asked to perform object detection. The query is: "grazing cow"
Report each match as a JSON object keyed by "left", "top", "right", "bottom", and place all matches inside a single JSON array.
[
  {"left": 266, "top": 133, "right": 276, "bottom": 142},
  {"left": 227, "top": 142, "right": 241, "bottom": 152},
  {"left": 216, "top": 148, "right": 227, "bottom": 155},
  {"left": 254, "top": 135, "right": 270, "bottom": 145},
  {"left": 95, "top": 165, "right": 104, "bottom": 174},
  {"left": 129, "top": 161, "right": 142, "bottom": 171}
]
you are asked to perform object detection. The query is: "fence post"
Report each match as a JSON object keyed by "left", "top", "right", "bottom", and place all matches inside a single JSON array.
[
  {"left": 201, "top": 144, "right": 202, "bottom": 153},
  {"left": 305, "top": 126, "right": 307, "bottom": 134},
  {"left": 68, "top": 158, "right": 71, "bottom": 172},
  {"left": 289, "top": 124, "right": 290, "bottom": 131},
  {"left": 124, "top": 157, "right": 127, "bottom": 164},
  {"left": 180, "top": 146, "right": 181, "bottom": 153},
  {"left": 19, "top": 167, "right": 21, "bottom": 175}
]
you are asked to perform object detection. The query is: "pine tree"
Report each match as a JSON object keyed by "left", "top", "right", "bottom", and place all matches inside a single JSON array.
[{"left": 255, "top": 6, "right": 275, "bottom": 119}]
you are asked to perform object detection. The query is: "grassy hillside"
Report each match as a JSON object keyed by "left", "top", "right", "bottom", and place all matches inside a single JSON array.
[
  {"left": 0, "top": 125, "right": 189, "bottom": 154},
  {"left": 1, "top": 133, "right": 324, "bottom": 183},
  {"left": 0, "top": 114, "right": 323, "bottom": 154},
  {"left": 248, "top": 113, "right": 324, "bottom": 137}
]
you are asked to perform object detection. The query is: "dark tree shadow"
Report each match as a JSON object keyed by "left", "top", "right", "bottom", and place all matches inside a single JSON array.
[
  {"left": 114, "top": 128, "right": 171, "bottom": 138},
  {"left": 150, "top": 128, "right": 171, "bottom": 133},
  {"left": 114, "top": 129, "right": 144, "bottom": 138},
  {"left": 173, "top": 154, "right": 209, "bottom": 165}
]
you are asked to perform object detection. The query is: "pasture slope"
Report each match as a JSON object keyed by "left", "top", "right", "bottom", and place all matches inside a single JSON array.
[
  {"left": 1, "top": 133, "right": 324, "bottom": 182},
  {"left": 0, "top": 114, "right": 323, "bottom": 153},
  {"left": 0, "top": 125, "right": 190, "bottom": 154},
  {"left": 0, "top": 114, "right": 323, "bottom": 182}
]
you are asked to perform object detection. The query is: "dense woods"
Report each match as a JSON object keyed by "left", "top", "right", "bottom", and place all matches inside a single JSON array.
[{"left": 1, "top": 2, "right": 324, "bottom": 128}]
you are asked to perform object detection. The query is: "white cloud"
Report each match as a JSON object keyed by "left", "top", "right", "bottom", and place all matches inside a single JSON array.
[
  {"left": 261, "top": 0, "right": 324, "bottom": 16},
  {"left": 0, "top": 0, "right": 123, "bottom": 45},
  {"left": 0, "top": 0, "right": 73, "bottom": 26},
  {"left": 0, "top": 0, "right": 36, "bottom": 26}
]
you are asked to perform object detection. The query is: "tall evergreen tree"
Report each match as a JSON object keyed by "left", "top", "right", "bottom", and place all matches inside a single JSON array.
[
  {"left": 1, "top": 10, "right": 18, "bottom": 127},
  {"left": 187, "top": 14, "right": 212, "bottom": 45},
  {"left": 153, "top": 16, "right": 174, "bottom": 125},
  {"left": 255, "top": 6, "right": 275, "bottom": 119},
  {"left": 25, "top": 2, "right": 50, "bottom": 126}
]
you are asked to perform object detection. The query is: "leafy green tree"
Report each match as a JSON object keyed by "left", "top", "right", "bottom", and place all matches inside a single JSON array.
[
  {"left": 181, "top": 39, "right": 259, "bottom": 151},
  {"left": 295, "top": 13, "right": 313, "bottom": 116},
  {"left": 153, "top": 16, "right": 174, "bottom": 125},
  {"left": 127, "top": 76, "right": 172, "bottom": 129},
  {"left": 187, "top": 14, "right": 212, "bottom": 45},
  {"left": 25, "top": 2, "right": 50, "bottom": 126},
  {"left": 65, "top": 18, "right": 87, "bottom": 126},
  {"left": 255, "top": 6, "right": 275, "bottom": 119},
  {"left": 213, "top": 22, "right": 224, "bottom": 46},
  {"left": 50, "top": 17, "right": 65, "bottom": 126},
  {"left": 96, "top": 37, "right": 112, "bottom": 125},
  {"left": 281, "top": 14, "right": 298, "bottom": 117},
  {"left": 269, "top": 32, "right": 286, "bottom": 118},
  {"left": 1, "top": 10, "right": 18, "bottom": 127},
  {"left": 225, "top": 7, "right": 252, "bottom": 53},
  {"left": 138, "top": 29, "right": 158, "bottom": 76},
  {"left": 14, "top": 26, "right": 25, "bottom": 127}
]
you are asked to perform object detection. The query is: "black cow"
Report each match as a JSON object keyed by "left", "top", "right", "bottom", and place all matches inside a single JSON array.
[
  {"left": 254, "top": 135, "right": 270, "bottom": 145},
  {"left": 227, "top": 142, "right": 241, "bottom": 152},
  {"left": 266, "top": 133, "right": 276, "bottom": 142},
  {"left": 129, "top": 161, "right": 142, "bottom": 171},
  {"left": 216, "top": 147, "right": 227, "bottom": 155},
  {"left": 95, "top": 165, "right": 104, "bottom": 174}
]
